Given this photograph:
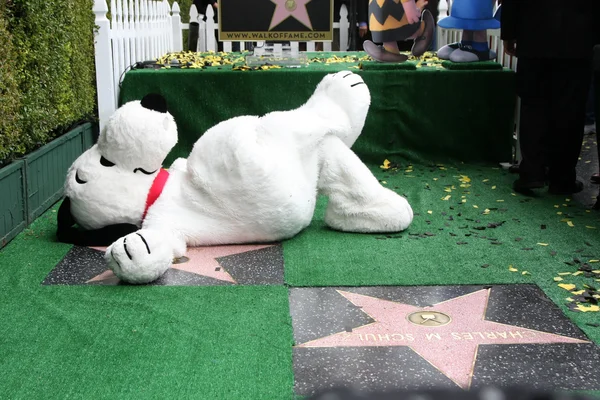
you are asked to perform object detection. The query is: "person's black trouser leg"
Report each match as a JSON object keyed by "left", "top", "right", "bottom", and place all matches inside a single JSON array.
[
  {"left": 547, "top": 59, "right": 592, "bottom": 187},
  {"left": 516, "top": 58, "right": 550, "bottom": 184}
]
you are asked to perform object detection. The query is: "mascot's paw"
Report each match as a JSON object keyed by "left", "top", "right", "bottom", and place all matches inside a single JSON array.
[
  {"left": 325, "top": 188, "right": 414, "bottom": 233},
  {"left": 105, "top": 229, "right": 173, "bottom": 284}
]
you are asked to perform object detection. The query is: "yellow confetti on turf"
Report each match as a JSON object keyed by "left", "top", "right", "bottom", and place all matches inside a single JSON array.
[
  {"left": 593, "top": 270, "right": 600, "bottom": 274},
  {"left": 554, "top": 277, "right": 563, "bottom": 282},
  {"left": 567, "top": 221, "right": 574, "bottom": 227},
  {"left": 558, "top": 272, "right": 572, "bottom": 276},
  {"left": 496, "top": 200, "right": 504, "bottom": 202},
  {"left": 482, "top": 179, "right": 489, "bottom": 182},
  {"left": 558, "top": 283, "right": 576, "bottom": 291},
  {"left": 442, "top": 195, "right": 451, "bottom": 201},
  {"left": 427, "top": 210, "right": 433, "bottom": 214},
  {"left": 586, "top": 210, "right": 591, "bottom": 213},
  {"left": 508, "top": 265, "right": 518, "bottom": 272},
  {"left": 554, "top": 205, "right": 560, "bottom": 208},
  {"left": 483, "top": 209, "right": 490, "bottom": 215},
  {"left": 572, "top": 290, "right": 586, "bottom": 295},
  {"left": 573, "top": 271, "right": 584, "bottom": 276},
  {"left": 381, "top": 181, "right": 387, "bottom": 184},
  {"left": 590, "top": 260, "right": 599, "bottom": 263},
  {"left": 380, "top": 159, "right": 391, "bottom": 170},
  {"left": 433, "top": 178, "right": 438, "bottom": 181},
  {"left": 575, "top": 304, "right": 600, "bottom": 312},
  {"left": 473, "top": 205, "right": 478, "bottom": 208},
  {"left": 565, "top": 199, "right": 571, "bottom": 202},
  {"left": 439, "top": 167, "right": 447, "bottom": 170},
  {"left": 444, "top": 188, "right": 452, "bottom": 193},
  {"left": 492, "top": 186, "right": 497, "bottom": 190},
  {"left": 511, "top": 193, "right": 517, "bottom": 196},
  {"left": 557, "top": 212, "right": 563, "bottom": 215},
  {"left": 537, "top": 243, "right": 548, "bottom": 246},
  {"left": 462, "top": 199, "right": 467, "bottom": 203},
  {"left": 522, "top": 271, "right": 531, "bottom": 275},
  {"left": 566, "top": 297, "right": 574, "bottom": 302},
  {"left": 405, "top": 169, "right": 413, "bottom": 173},
  {"left": 586, "top": 226, "right": 596, "bottom": 229}
]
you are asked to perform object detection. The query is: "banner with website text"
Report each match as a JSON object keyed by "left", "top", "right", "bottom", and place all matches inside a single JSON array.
[{"left": 218, "top": 0, "right": 334, "bottom": 42}]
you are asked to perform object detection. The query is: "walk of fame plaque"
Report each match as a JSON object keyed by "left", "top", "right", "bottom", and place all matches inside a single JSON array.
[
  {"left": 289, "top": 285, "right": 600, "bottom": 396},
  {"left": 43, "top": 243, "right": 284, "bottom": 286}
]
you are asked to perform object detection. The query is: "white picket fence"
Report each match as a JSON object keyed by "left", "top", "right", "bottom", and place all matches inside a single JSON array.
[{"left": 93, "top": 0, "right": 518, "bottom": 135}]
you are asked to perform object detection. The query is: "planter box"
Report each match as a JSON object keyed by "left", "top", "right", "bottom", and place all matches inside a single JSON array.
[
  {"left": 0, "top": 122, "right": 95, "bottom": 249},
  {"left": 24, "top": 123, "right": 94, "bottom": 223},
  {"left": 0, "top": 161, "right": 27, "bottom": 248}
]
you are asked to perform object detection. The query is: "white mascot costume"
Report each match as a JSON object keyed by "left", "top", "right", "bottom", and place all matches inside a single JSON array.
[{"left": 57, "top": 71, "right": 413, "bottom": 284}]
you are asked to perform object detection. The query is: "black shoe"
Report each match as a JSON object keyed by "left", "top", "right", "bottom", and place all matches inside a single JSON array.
[
  {"left": 548, "top": 180, "right": 584, "bottom": 195},
  {"left": 411, "top": 9, "right": 434, "bottom": 57},
  {"left": 513, "top": 178, "right": 544, "bottom": 195}
]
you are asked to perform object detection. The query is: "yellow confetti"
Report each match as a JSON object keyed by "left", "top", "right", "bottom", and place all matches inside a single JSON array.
[
  {"left": 566, "top": 297, "right": 574, "bottom": 302},
  {"left": 558, "top": 272, "right": 572, "bottom": 276},
  {"left": 522, "top": 271, "right": 531, "bottom": 275},
  {"left": 565, "top": 198, "right": 571, "bottom": 202},
  {"left": 575, "top": 304, "right": 600, "bottom": 312},
  {"left": 593, "top": 270, "right": 600, "bottom": 274},
  {"left": 558, "top": 283, "right": 576, "bottom": 291},
  {"left": 508, "top": 265, "right": 518, "bottom": 272},
  {"left": 381, "top": 181, "right": 387, "bottom": 184},
  {"left": 572, "top": 290, "right": 586, "bottom": 295},
  {"left": 444, "top": 188, "right": 452, "bottom": 193},
  {"left": 380, "top": 159, "right": 391, "bottom": 170},
  {"left": 473, "top": 205, "right": 478, "bottom": 209},
  {"left": 537, "top": 243, "right": 548, "bottom": 246},
  {"left": 586, "top": 226, "right": 596, "bottom": 229},
  {"left": 492, "top": 186, "right": 496, "bottom": 190},
  {"left": 462, "top": 199, "right": 467, "bottom": 203},
  {"left": 433, "top": 178, "right": 438, "bottom": 181},
  {"left": 483, "top": 209, "right": 490, "bottom": 215},
  {"left": 427, "top": 210, "right": 433, "bottom": 214},
  {"left": 567, "top": 221, "right": 574, "bottom": 227},
  {"left": 405, "top": 169, "right": 413, "bottom": 173},
  {"left": 557, "top": 212, "right": 563, "bottom": 215},
  {"left": 554, "top": 277, "right": 563, "bottom": 282},
  {"left": 589, "top": 260, "right": 599, "bottom": 263},
  {"left": 511, "top": 193, "right": 517, "bottom": 196},
  {"left": 573, "top": 271, "right": 584, "bottom": 276},
  {"left": 482, "top": 179, "right": 489, "bottom": 182}
]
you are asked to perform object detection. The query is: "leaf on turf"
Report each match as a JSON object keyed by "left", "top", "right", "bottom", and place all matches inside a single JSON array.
[{"left": 558, "top": 283, "right": 577, "bottom": 291}]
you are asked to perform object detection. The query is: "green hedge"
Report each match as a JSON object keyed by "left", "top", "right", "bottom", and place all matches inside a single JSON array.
[{"left": 0, "top": 0, "right": 96, "bottom": 166}]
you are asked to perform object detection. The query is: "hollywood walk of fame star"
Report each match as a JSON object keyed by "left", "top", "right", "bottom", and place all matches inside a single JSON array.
[
  {"left": 270, "top": 0, "right": 313, "bottom": 30},
  {"left": 87, "top": 244, "right": 274, "bottom": 284},
  {"left": 296, "top": 289, "right": 589, "bottom": 389}
]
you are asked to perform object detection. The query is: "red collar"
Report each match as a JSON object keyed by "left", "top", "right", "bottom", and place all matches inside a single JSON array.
[{"left": 143, "top": 169, "right": 170, "bottom": 220}]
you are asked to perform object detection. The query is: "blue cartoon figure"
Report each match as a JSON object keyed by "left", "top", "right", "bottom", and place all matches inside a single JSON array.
[{"left": 437, "top": 0, "right": 500, "bottom": 62}]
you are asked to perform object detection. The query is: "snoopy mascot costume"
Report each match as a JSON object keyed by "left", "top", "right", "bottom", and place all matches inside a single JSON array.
[{"left": 57, "top": 71, "right": 413, "bottom": 284}]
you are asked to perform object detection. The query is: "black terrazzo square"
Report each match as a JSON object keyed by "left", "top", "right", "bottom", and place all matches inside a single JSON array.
[
  {"left": 43, "top": 244, "right": 284, "bottom": 286},
  {"left": 290, "top": 285, "right": 600, "bottom": 396}
]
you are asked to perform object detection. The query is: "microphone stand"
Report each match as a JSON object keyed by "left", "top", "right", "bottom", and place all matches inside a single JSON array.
[{"left": 347, "top": 0, "right": 358, "bottom": 51}]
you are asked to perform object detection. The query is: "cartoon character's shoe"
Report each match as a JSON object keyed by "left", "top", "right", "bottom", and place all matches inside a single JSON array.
[
  {"left": 363, "top": 40, "right": 409, "bottom": 63},
  {"left": 437, "top": 42, "right": 460, "bottom": 60},
  {"left": 449, "top": 45, "right": 497, "bottom": 62},
  {"left": 411, "top": 9, "right": 435, "bottom": 57}
]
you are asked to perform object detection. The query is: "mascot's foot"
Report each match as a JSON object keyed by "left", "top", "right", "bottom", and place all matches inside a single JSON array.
[
  {"left": 105, "top": 229, "right": 174, "bottom": 284},
  {"left": 449, "top": 45, "right": 497, "bottom": 62},
  {"left": 363, "top": 40, "right": 409, "bottom": 63},
  {"left": 411, "top": 9, "right": 435, "bottom": 57},
  {"left": 437, "top": 42, "right": 460, "bottom": 60},
  {"left": 325, "top": 187, "right": 414, "bottom": 233}
]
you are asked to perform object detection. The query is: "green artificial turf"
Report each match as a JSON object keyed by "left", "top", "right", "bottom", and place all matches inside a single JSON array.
[
  {"left": 283, "top": 162, "right": 600, "bottom": 344},
  {"left": 441, "top": 60, "right": 504, "bottom": 70},
  {"left": 0, "top": 210, "right": 294, "bottom": 399}
]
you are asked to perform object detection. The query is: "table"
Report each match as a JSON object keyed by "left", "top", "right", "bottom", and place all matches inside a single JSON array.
[{"left": 119, "top": 52, "right": 516, "bottom": 166}]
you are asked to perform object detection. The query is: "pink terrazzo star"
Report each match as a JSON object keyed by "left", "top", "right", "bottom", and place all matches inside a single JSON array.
[
  {"left": 87, "top": 244, "right": 274, "bottom": 284},
  {"left": 270, "top": 0, "right": 313, "bottom": 30},
  {"left": 296, "top": 289, "right": 589, "bottom": 389}
]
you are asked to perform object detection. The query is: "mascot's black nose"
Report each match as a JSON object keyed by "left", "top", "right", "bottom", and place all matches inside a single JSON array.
[{"left": 75, "top": 171, "right": 87, "bottom": 185}]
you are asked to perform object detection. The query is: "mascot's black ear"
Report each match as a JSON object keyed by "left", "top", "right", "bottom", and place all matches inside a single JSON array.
[
  {"left": 140, "top": 93, "right": 168, "bottom": 113},
  {"left": 56, "top": 197, "right": 139, "bottom": 246}
]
